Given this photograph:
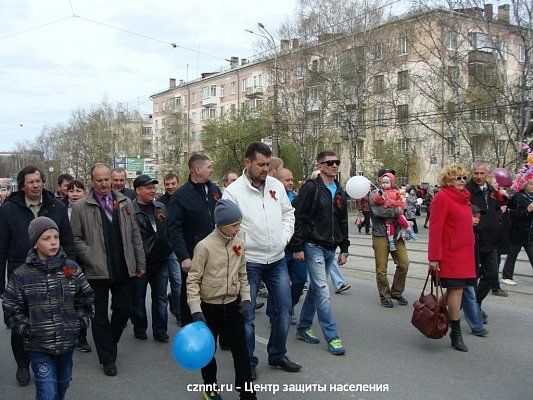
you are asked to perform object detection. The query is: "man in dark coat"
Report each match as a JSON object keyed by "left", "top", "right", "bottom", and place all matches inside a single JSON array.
[
  {"left": 0, "top": 166, "right": 75, "bottom": 386},
  {"left": 157, "top": 172, "right": 179, "bottom": 207},
  {"left": 111, "top": 168, "right": 136, "bottom": 200},
  {"left": 465, "top": 161, "right": 502, "bottom": 317},
  {"left": 168, "top": 154, "right": 221, "bottom": 326}
]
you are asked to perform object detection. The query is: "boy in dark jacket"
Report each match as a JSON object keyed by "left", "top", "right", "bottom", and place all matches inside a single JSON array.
[{"left": 3, "top": 217, "right": 94, "bottom": 400}]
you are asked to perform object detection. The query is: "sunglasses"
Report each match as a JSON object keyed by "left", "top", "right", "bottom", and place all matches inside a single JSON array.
[
  {"left": 322, "top": 160, "right": 341, "bottom": 166},
  {"left": 456, "top": 176, "right": 468, "bottom": 181}
]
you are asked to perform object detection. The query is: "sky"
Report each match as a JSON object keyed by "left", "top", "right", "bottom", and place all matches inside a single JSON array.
[
  {"left": 0, "top": 0, "right": 302, "bottom": 150},
  {"left": 0, "top": 0, "right": 412, "bottom": 151}
]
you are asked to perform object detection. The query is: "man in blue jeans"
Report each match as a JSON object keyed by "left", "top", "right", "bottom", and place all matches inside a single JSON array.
[
  {"left": 290, "top": 150, "right": 350, "bottom": 355},
  {"left": 223, "top": 142, "right": 301, "bottom": 380},
  {"left": 266, "top": 168, "right": 308, "bottom": 325},
  {"left": 130, "top": 175, "right": 176, "bottom": 341}
]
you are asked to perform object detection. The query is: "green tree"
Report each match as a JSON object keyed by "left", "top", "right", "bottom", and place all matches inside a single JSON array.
[{"left": 201, "top": 107, "right": 271, "bottom": 179}]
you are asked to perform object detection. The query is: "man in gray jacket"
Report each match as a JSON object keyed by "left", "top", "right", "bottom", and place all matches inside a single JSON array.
[{"left": 71, "top": 163, "right": 145, "bottom": 376}]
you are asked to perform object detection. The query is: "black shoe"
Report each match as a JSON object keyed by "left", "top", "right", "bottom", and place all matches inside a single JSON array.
[
  {"left": 335, "top": 284, "right": 352, "bottom": 294},
  {"left": 77, "top": 337, "right": 92, "bottom": 352},
  {"left": 380, "top": 299, "right": 394, "bottom": 308},
  {"left": 16, "top": 368, "right": 30, "bottom": 386},
  {"left": 255, "top": 302, "right": 265, "bottom": 310},
  {"left": 250, "top": 365, "right": 257, "bottom": 381},
  {"left": 481, "top": 310, "right": 488, "bottom": 325},
  {"left": 154, "top": 333, "right": 170, "bottom": 342},
  {"left": 268, "top": 357, "right": 302, "bottom": 372},
  {"left": 392, "top": 296, "right": 408, "bottom": 305},
  {"left": 103, "top": 362, "right": 117, "bottom": 376},
  {"left": 450, "top": 320, "right": 468, "bottom": 352},
  {"left": 134, "top": 332, "right": 148, "bottom": 340},
  {"left": 492, "top": 289, "right": 508, "bottom": 297}
]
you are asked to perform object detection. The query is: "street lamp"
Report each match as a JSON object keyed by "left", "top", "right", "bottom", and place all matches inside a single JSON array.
[{"left": 246, "top": 23, "right": 280, "bottom": 157}]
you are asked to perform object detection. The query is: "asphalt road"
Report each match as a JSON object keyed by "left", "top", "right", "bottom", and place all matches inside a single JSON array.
[{"left": 1, "top": 216, "right": 532, "bottom": 400}]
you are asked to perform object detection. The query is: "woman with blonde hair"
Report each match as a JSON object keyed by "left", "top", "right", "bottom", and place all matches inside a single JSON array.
[{"left": 428, "top": 164, "right": 476, "bottom": 352}]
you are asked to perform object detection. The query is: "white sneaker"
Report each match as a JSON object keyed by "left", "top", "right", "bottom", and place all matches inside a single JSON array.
[{"left": 501, "top": 278, "right": 517, "bottom": 286}]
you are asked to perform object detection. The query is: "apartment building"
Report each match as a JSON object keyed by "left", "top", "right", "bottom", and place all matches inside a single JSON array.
[{"left": 151, "top": 3, "right": 530, "bottom": 184}]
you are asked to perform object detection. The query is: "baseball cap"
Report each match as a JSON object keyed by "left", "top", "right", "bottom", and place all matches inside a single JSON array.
[{"left": 133, "top": 174, "right": 159, "bottom": 189}]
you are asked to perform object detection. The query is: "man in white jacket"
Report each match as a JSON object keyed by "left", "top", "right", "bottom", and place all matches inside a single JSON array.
[{"left": 223, "top": 142, "right": 301, "bottom": 380}]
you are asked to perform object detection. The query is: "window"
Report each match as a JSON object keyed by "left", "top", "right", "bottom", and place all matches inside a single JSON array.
[
  {"left": 230, "top": 103, "right": 236, "bottom": 113},
  {"left": 191, "top": 112, "right": 197, "bottom": 124},
  {"left": 210, "top": 85, "right": 217, "bottom": 97},
  {"left": 472, "top": 136, "right": 486, "bottom": 157},
  {"left": 447, "top": 66, "right": 459, "bottom": 85},
  {"left": 220, "top": 85, "right": 225, "bottom": 97},
  {"left": 399, "top": 138, "right": 410, "bottom": 154},
  {"left": 201, "top": 86, "right": 209, "bottom": 99},
  {"left": 231, "top": 82, "right": 237, "bottom": 94},
  {"left": 161, "top": 101, "right": 166, "bottom": 112},
  {"left": 374, "top": 43, "right": 384, "bottom": 60},
  {"left": 446, "top": 137, "right": 456, "bottom": 156},
  {"left": 397, "top": 104, "right": 409, "bottom": 123},
  {"left": 220, "top": 106, "right": 225, "bottom": 116},
  {"left": 202, "top": 108, "right": 216, "bottom": 120},
  {"left": 447, "top": 31, "right": 458, "bottom": 51},
  {"left": 397, "top": 35, "right": 408, "bottom": 55},
  {"left": 356, "top": 140, "right": 364, "bottom": 158},
  {"left": 398, "top": 70, "right": 409, "bottom": 90},
  {"left": 242, "top": 78, "right": 248, "bottom": 92},
  {"left": 253, "top": 75, "right": 262, "bottom": 88},
  {"left": 192, "top": 92, "right": 197, "bottom": 104},
  {"left": 496, "top": 139, "right": 507, "bottom": 157},
  {"left": 373, "top": 139, "right": 384, "bottom": 158},
  {"left": 296, "top": 64, "right": 306, "bottom": 79},
  {"left": 183, "top": 94, "right": 188, "bottom": 106},
  {"left": 373, "top": 75, "right": 385, "bottom": 93},
  {"left": 468, "top": 32, "right": 496, "bottom": 52},
  {"left": 446, "top": 101, "right": 456, "bottom": 121},
  {"left": 498, "top": 41, "right": 508, "bottom": 60},
  {"left": 191, "top": 131, "right": 196, "bottom": 142},
  {"left": 519, "top": 44, "right": 526, "bottom": 62},
  {"left": 374, "top": 106, "right": 385, "bottom": 125}
]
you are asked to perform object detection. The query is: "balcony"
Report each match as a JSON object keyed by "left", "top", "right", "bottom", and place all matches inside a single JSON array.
[
  {"left": 246, "top": 86, "right": 263, "bottom": 98},
  {"left": 201, "top": 96, "right": 218, "bottom": 107}
]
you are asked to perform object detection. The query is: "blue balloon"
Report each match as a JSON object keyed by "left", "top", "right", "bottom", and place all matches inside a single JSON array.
[{"left": 172, "top": 321, "right": 215, "bottom": 371}]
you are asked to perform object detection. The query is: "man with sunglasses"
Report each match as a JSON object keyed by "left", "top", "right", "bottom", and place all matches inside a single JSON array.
[
  {"left": 290, "top": 151, "right": 349, "bottom": 355},
  {"left": 465, "top": 161, "right": 503, "bottom": 322}
]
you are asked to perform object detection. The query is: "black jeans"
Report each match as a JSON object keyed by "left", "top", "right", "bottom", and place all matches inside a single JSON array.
[
  {"left": 476, "top": 250, "right": 499, "bottom": 305},
  {"left": 89, "top": 279, "right": 134, "bottom": 365},
  {"left": 361, "top": 211, "right": 372, "bottom": 234},
  {"left": 180, "top": 270, "right": 192, "bottom": 326},
  {"left": 201, "top": 301, "right": 256, "bottom": 400},
  {"left": 502, "top": 242, "right": 533, "bottom": 279}
]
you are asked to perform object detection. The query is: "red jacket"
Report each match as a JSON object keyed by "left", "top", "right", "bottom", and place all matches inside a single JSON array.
[{"left": 428, "top": 186, "right": 476, "bottom": 279}]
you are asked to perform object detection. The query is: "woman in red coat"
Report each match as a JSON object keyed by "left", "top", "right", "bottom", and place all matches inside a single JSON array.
[{"left": 428, "top": 164, "right": 476, "bottom": 352}]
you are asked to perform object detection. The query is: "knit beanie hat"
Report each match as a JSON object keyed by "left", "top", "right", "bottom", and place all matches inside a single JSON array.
[
  {"left": 28, "top": 216, "right": 59, "bottom": 249},
  {"left": 214, "top": 199, "right": 242, "bottom": 228}
]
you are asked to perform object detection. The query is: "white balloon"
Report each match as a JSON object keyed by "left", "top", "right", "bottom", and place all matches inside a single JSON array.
[
  {"left": 345, "top": 176, "right": 371, "bottom": 199},
  {"left": 416, "top": 197, "right": 424, "bottom": 205}
]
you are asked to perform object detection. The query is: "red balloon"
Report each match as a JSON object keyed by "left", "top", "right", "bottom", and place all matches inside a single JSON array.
[{"left": 493, "top": 168, "right": 512, "bottom": 187}]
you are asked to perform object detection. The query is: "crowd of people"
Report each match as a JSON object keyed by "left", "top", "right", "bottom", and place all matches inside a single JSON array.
[{"left": 0, "top": 142, "right": 532, "bottom": 400}]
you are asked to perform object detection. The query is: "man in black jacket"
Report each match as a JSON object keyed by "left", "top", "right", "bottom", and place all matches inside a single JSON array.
[
  {"left": 131, "top": 175, "right": 176, "bottom": 342},
  {"left": 157, "top": 172, "right": 179, "bottom": 207},
  {"left": 465, "top": 161, "right": 502, "bottom": 317},
  {"left": 290, "top": 151, "right": 349, "bottom": 356},
  {"left": 111, "top": 168, "right": 136, "bottom": 200},
  {"left": 0, "top": 166, "right": 75, "bottom": 386},
  {"left": 168, "top": 154, "right": 221, "bottom": 326}
]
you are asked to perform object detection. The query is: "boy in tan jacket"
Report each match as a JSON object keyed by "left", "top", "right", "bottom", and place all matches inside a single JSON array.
[{"left": 187, "top": 199, "right": 256, "bottom": 400}]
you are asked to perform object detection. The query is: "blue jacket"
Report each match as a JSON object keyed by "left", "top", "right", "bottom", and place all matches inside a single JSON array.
[{"left": 2, "top": 249, "right": 94, "bottom": 355}]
